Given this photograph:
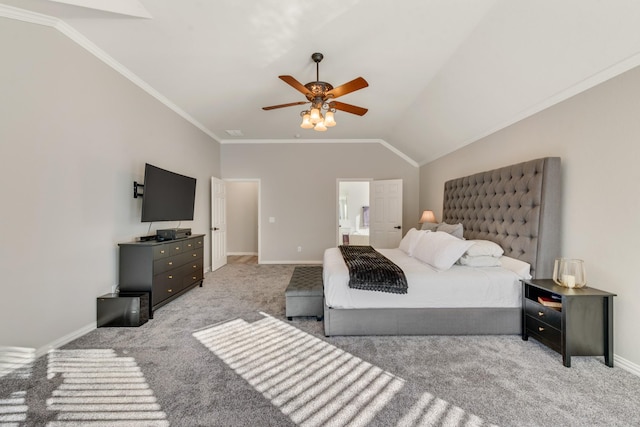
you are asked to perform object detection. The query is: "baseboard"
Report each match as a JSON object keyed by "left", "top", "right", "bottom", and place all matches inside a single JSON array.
[
  {"left": 614, "top": 354, "right": 640, "bottom": 377},
  {"left": 35, "top": 321, "right": 96, "bottom": 359},
  {"left": 227, "top": 252, "right": 258, "bottom": 256}
]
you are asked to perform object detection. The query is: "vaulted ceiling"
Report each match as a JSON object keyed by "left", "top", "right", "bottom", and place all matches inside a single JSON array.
[{"left": 3, "top": 0, "right": 640, "bottom": 165}]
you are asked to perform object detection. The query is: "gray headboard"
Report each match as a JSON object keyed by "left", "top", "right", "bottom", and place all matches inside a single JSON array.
[{"left": 442, "top": 157, "right": 561, "bottom": 279}]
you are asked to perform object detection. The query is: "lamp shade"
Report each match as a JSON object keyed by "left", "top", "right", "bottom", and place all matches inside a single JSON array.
[
  {"left": 300, "top": 113, "right": 313, "bottom": 129},
  {"left": 309, "top": 108, "right": 321, "bottom": 124},
  {"left": 314, "top": 121, "right": 327, "bottom": 132},
  {"left": 419, "top": 210, "right": 436, "bottom": 223},
  {"left": 324, "top": 111, "right": 336, "bottom": 127}
]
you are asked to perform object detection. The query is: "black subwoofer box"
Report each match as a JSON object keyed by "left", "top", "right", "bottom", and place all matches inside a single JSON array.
[{"left": 97, "top": 292, "right": 149, "bottom": 327}]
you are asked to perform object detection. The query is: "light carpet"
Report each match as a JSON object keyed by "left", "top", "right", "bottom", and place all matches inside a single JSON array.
[{"left": 1, "top": 262, "right": 640, "bottom": 426}]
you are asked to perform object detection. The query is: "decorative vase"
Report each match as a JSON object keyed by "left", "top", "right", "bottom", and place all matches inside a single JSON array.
[{"left": 553, "top": 258, "right": 587, "bottom": 288}]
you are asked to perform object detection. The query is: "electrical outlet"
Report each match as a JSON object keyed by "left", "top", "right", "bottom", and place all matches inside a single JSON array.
[{"left": 297, "top": 246, "right": 302, "bottom": 252}]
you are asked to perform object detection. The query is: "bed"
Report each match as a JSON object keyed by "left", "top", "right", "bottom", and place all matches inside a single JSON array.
[{"left": 323, "top": 157, "right": 561, "bottom": 336}]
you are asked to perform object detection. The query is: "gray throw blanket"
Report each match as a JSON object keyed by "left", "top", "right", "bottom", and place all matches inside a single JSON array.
[{"left": 339, "top": 245, "right": 408, "bottom": 294}]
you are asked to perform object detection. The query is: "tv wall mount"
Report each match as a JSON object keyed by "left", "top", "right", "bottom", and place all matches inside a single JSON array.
[{"left": 133, "top": 181, "right": 144, "bottom": 198}]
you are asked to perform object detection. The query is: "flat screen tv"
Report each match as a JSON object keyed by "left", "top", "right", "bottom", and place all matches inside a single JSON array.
[{"left": 140, "top": 163, "right": 197, "bottom": 223}]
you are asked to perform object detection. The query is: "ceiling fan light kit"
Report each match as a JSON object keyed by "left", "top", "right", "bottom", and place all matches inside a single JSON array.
[{"left": 263, "top": 52, "right": 369, "bottom": 131}]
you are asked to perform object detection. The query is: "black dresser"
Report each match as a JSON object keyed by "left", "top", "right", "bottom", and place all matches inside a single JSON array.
[{"left": 118, "top": 234, "right": 204, "bottom": 317}]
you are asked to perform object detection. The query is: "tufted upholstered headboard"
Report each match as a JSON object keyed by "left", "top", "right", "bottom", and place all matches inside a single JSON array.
[{"left": 442, "top": 157, "right": 561, "bottom": 279}]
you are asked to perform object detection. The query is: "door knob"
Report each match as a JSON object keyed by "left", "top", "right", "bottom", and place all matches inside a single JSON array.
[{"left": 394, "top": 226, "right": 401, "bottom": 229}]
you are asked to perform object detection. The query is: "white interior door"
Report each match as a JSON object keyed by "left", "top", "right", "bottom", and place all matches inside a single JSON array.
[
  {"left": 369, "top": 179, "right": 403, "bottom": 248},
  {"left": 211, "top": 177, "right": 227, "bottom": 271}
]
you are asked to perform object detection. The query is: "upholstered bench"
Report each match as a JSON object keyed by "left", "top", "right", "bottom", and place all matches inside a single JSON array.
[{"left": 285, "top": 266, "right": 324, "bottom": 321}]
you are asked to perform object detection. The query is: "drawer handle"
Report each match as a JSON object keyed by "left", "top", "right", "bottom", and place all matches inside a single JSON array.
[
  {"left": 193, "top": 265, "right": 197, "bottom": 268},
  {"left": 538, "top": 311, "right": 544, "bottom": 317},
  {"left": 198, "top": 241, "right": 202, "bottom": 245},
  {"left": 175, "top": 247, "right": 180, "bottom": 250},
  {"left": 188, "top": 244, "right": 192, "bottom": 248},
  {"left": 168, "top": 275, "right": 173, "bottom": 279},
  {"left": 192, "top": 276, "right": 197, "bottom": 280},
  {"left": 160, "top": 250, "right": 165, "bottom": 254},
  {"left": 168, "top": 289, "right": 172, "bottom": 293},
  {"left": 168, "top": 261, "right": 173, "bottom": 266},
  {"left": 538, "top": 327, "right": 545, "bottom": 332},
  {"left": 192, "top": 253, "right": 197, "bottom": 257}
]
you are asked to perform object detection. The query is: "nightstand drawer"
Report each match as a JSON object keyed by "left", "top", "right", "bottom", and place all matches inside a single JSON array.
[
  {"left": 524, "top": 299, "right": 561, "bottom": 329},
  {"left": 526, "top": 316, "right": 561, "bottom": 352}
]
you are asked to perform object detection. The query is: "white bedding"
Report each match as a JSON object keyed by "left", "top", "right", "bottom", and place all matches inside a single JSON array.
[{"left": 323, "top": 247, "right": 530, "bottom": 309}]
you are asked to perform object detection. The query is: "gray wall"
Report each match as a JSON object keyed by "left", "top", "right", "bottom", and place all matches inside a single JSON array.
[
  {"left": 420, "top": 64, "right": 640, "bottom": 370},
  {"left": 221, "top": 143, "right": 419, "bottom": 263},
  {"left": 0, "top": 18, "right": 220, "bottom": 352},
  {"left": 226, "top": 181, "right": 259, "bottom": 255}
]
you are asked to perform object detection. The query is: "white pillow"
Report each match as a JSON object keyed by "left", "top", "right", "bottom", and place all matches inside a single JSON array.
[
  {"left": 413, "top": 231, "right": 474, "bottom": 271},
  {"left": 398, "top": 228, "right": 424, "bottom": 256},
  {"left": 458, "top": 254, "right": 502, "bottom": 267},
  {"left": 500, "top": 256, "right": 532, "bottom": 279},
  {"left": 466, "top": 240, "right": 504, "bottom": 257}
]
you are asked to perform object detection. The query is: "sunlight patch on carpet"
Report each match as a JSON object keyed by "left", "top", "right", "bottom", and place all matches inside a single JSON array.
[
  {"left": 193, "top": 312, "right": 405, "bottom": 427},
  {"left": 396, "top": 391, "right": 497, "bottom": 427},
  {"left": 45, "top": 349, "right": 169, "bottom": 427},
  {"left": 0, "top": 346, "right": 35, "bottom": 425},
  {"left": 0, "top": 346, "right": 35, "bottom": 380}
]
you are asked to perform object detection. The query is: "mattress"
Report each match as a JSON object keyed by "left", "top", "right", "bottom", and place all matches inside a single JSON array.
[{"left": 323, "top": 247, "right": 530, "bottom": 309}]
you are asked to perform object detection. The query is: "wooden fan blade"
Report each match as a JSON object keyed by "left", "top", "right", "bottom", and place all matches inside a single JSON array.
[
  {"left": 262, "top": 101, "right": 308, "bottom": 111},
  {"left": 330, "top": 101, "right": 368, "bottom": 116},
  {"left": 279, "top": 75, "right": 312, "bottom": 96},
  {"left": 326, "top": 77, "right": 368, "bottom": 99}
]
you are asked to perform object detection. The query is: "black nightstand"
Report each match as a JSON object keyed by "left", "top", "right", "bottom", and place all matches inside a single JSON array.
[{"left": 521, "top": 279, "right": 616, "bottom": 367}]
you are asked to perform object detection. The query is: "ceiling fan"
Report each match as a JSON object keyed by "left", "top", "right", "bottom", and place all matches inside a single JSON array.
[{"left": 262, "top": 52, "right": 369, "bottom": 131}]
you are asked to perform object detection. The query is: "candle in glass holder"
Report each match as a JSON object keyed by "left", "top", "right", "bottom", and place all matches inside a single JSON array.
[{"left": 562, "top": 274, "right": 576, "bottom": 288}]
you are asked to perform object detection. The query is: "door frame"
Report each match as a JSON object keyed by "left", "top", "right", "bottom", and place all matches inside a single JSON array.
[{"left": 224, "top": 178, "right": 261, "bottom": 264}]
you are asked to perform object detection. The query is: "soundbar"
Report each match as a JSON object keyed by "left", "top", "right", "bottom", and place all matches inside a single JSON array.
[{"left": 157, "top": 228, "right": 192, "bottom": 241}]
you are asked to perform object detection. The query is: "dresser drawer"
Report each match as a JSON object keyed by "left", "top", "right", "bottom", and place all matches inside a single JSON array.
[
  {"left": 185, "top": 259, "right": 202, "bottom": 274},
  {"left": 183, "top": 267, "right": 203, "bottom": 287},
  {"left": 169, "top": 242, "right": 184, "bottom": 256},
  {"left": 153, "top": 256, "right": 180, "bottom": 274},
  {"left": 152, "top": 272, "right": 182, "bottom": 305},
  {"left": 186, "top": 249, "right": 202, "bottom": 261},
  {"left": 524, "top": 299, "right": 561, "bottom": 329},
  {"left": 153, "top": 245, "right": 170, "bottom": 259},
  {"left": 183, "top": 239, "right": 199, "bottom": 251},
  {"left": 526, "top": 316, "right": 561, "bottom": 352}
]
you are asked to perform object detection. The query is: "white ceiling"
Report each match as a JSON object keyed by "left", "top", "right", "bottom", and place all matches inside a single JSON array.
[{"left": 4, "top": 0, "right": 640, "bottom": 165}]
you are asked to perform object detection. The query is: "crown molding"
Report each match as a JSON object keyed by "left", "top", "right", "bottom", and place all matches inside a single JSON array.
[
  {"left": 0, "top": 4, "right": 221, "bottom": 143},
  {"left": 0, "top": 3, "right": 58, "bottom": 25},
  {"left": 220, "top": 138, "right": 419, "bottom": 168},
  {"left": 418, "top": 49, "right": 640, "bottom": 167}
]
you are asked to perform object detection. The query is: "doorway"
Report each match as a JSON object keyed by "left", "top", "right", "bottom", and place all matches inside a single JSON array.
[
  {"left": 337, "top": 178, "right": 404, "bottom": 248},
  {"left": 337, "top": 180, "right": 370, "bottom": 246},
  {"left": 225, "top": 179, "right": 260, "bottom": 263}
]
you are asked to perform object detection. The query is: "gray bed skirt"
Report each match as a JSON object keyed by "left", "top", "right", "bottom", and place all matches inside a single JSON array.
[{"left": 323, "top": 302, "right": 521, "bottom": 336}]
